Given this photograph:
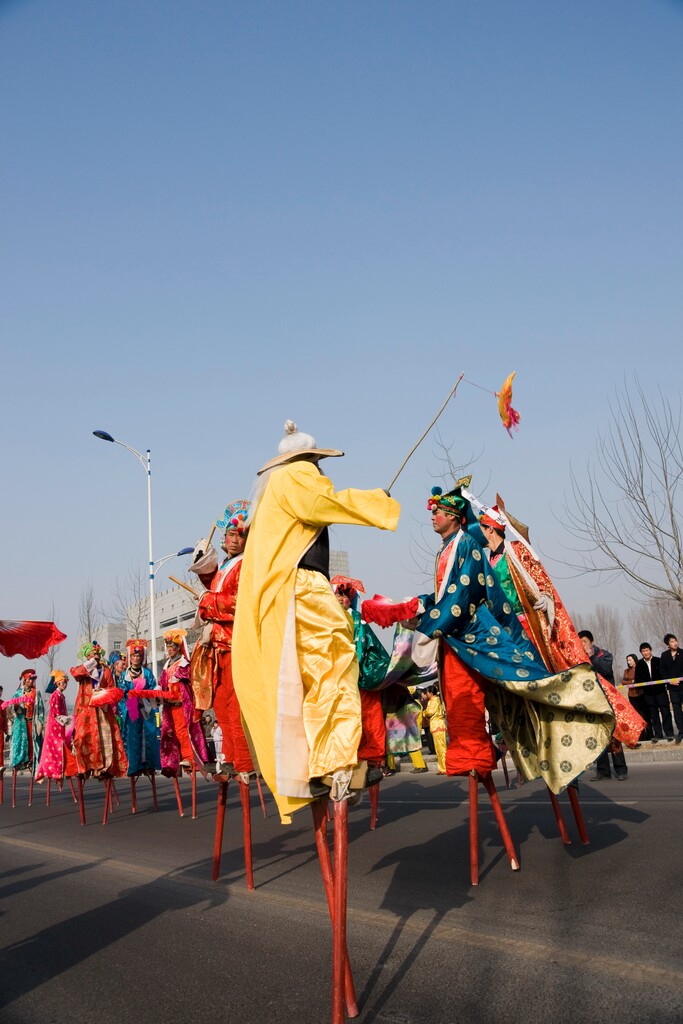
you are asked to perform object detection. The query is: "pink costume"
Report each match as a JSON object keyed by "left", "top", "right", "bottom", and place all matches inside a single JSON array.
[{"left": 35, "top": 688, "right": 77, "bottom": 781}]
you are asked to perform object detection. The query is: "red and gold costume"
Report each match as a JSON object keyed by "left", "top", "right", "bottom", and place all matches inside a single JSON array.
[{"left": 70, "top": 644, "right": 128, "bottom": 778}]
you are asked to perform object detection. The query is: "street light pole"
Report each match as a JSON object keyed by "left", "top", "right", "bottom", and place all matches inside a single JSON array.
[{"left": 93, "top": 431, "right": 159, "bottom": 673}]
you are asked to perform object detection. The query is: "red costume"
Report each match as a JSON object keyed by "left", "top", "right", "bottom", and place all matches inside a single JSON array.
[{"left": 70, "top": 658, "right": 128, "bottom": 778}]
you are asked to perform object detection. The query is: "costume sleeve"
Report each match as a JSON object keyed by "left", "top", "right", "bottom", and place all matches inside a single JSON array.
[
  {"left": 199, "top": 563, "right": 241, "bottom": 623},
  {"left": 276, "top": 463, "right": 400, "bottom": 532},
  {"left": 70, "top": 664, "right": 91, "bottom": 684},
  {"left": 415, "top": 535, "right": 488, "bottom": 639}
]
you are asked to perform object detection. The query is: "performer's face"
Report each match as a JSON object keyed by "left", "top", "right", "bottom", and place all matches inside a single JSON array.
[
  {"left": 130, "top": 651, "right": 143, "bottom": 669},
  {"left": 165, "top": 640, "right": 180, "bottom": 658},
  {"left": 431, "top": 508, "right": 458, "bottom": 538},
  {"left": 222, "top": 528, "right": 247, "bottom": 558},
  {"left": 336, "top": 591, "right": 352, "bottom": 610},
  {"left": 22, "top": 674, "right": 36, "bottom": 692},
  {"left": 480, "top": 523, "right": 503, "bottom": 551},
  {"left": 57, "top": 678, "right": 68, "bottom": 692}
]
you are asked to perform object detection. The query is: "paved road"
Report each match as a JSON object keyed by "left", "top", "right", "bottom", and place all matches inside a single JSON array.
[{"left": 1, "top": 763, "right": 681, "bottom": 1024}]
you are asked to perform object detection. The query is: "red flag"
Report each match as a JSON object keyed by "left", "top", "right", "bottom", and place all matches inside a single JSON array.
[{"left": 0, "top": 620, "right": 67, "bottom": 659}]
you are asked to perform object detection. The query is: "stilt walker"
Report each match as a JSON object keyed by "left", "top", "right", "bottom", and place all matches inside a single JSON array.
[
  {"left": 118, "top": 639, "right": 161, "bottom": 814},
  {"left": 232, "top": 420, "right": 399, "bottom": 1023},
  {"left": 35, "top": 670, "right": 78, "bottom": 794},
  {"left": 158, "top": 629, "right": 209, "bottom": 816},
  {"left": 189, "top": 499, "right": 258, "bottom": 884}
]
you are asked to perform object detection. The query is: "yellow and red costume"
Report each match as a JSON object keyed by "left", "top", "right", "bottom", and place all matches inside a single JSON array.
[{"left": 233, "top": 456, "right": 399, "bottom": 823}]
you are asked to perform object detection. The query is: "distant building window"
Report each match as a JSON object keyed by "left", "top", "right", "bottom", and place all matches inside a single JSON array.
[
  {"left": 180, "top": 612, "right": 195, "bottom": 622},
  {"left": 113, "top": 641, "right": 122, "bottom": 651},
  {"left": 160, "top": 617, "right": 178, "bottom": 629}
]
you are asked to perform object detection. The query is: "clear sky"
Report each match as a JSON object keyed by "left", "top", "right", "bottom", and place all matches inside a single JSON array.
[{"left": 1, "top": 0, "right": 681, "bottom": 688}]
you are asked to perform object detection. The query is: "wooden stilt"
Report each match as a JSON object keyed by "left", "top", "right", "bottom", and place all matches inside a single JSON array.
[
  {"left": 68, "top": 776, "right": 77, "bottom": 803},
  {"left": 149, "top": 771, "right": 159, "bottom": 812},
  {"left": 131, "top": 776, "right": 137, "bottom": 814},
  {"left": 77, "top": 775, "right": 86, "bottom": 825},
  {"left": 469, "top": 771, "right": 479, "bottom": 886},
  {"left": 256, "top": 775, "right": 267, "bottom": 818},
  {"left": 0, "top": 773, "right": 4, "bottom": 806},
  {"left": 28, "top": 773, "right": 34, "bottom": 807},
  {"left": 12, "top": 768, "right": 18, "bottom": 809},
  {"left": 546, "top": 785, "right": 571, "bottom": 844},
  {"left": 111, "top": 781, "right": 120, "bottom": 808},
  {"left": 239, "top": 781, "right": 255, "bottom": 891},
  {"left": 480, "top": 772, "right": 520, "bottom": 871},
  {"left": 173, "top": 776, "right": 184, "bottom": 817},
  {"left": 102, "top": 778, "right": 113, "bottom": 825},
  {"left": 311, "top": 800, "right": 358, "bottom": 1020},
  {"left": 369, "top": 783, "right": 380, "bottom": 830},
  {"left": 212, "top": 780, "right": 229, "bottom": 881},
  {"left": 46, "top": 778, "right": 52, "bottom": 807},
  {"left": 567, "top": 784, "right": 590, "bottom": 845},
  {"left": 191, "top": 764, "right": 198, "bottom": 820},
  {"left": 332, "top": 800, "right": 350, "bottom": 1024}
]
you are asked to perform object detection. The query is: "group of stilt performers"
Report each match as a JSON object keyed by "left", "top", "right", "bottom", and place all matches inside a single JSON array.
[{"left": 1, "top": 408, "right": 646, "bottom": 1024}]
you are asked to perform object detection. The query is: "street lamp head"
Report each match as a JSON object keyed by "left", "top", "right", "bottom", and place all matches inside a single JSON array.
[
  {"left": 93, "top": 430, "right": 115, "bottom": 443},
  {"left": 177, "top": 547, "right": 194, "bottom": 557}
]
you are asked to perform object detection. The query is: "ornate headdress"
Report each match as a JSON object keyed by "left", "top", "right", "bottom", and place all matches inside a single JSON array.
[
  {"left": 479, "top": 504, "right": 507, "bottom": 531},
  {"left": 331, "top": 575, "right": 366, "bottom": 601},
  {"left": 257, "top": 420, "right": 343, "bottom": 476},
  {"left": 77, "top": 641, "right": 100, "bottom": 661},
  {"left": 20, "top": 668, "right": 37, "bottom": 682},
  {"left": 427, "top": 475, "right": 473, "bottom": 519},
  {"left": 163, "top": 628, "right": 188, "bottom": 658},
  {"left": 126, "top": 638, "right": 148, "bottom": 664},
  {"left": 46, "top": 669, "right": 67, "bottom": 693},
  {"left": 216, "top": 499, "right": 251, "bottom": 533}
]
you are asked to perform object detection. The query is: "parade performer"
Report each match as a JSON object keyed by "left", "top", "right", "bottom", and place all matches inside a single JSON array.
[
  {"left": 367, "top": 481, "right": 615, "bottom": 792},
  {"left": 118, "top": 639, "right": 161, "bottom": 776},
  {"left": 232, "top": 420, "right": 400, "bottom": 823},
  {"left": 190, "top": 499, "right": 254, "bottom": 777},
  {"left": 332, "top": 576, "right": 390, "bottom": 769},
  {"left": 423, "top": 686, "right": 447, "bottom": 773},
  {"left": 35, "top": 671, "right": 78, "bottom": 782},
  {"left": 478, "top": 498, "right": 644, "bottom": 750},
  {"left": 70, "top": 642, "right": 128, "bottom": 778},
  {"left": 7, "top": 669, "right": 43, "bottom": 772},
  {"left": 159, "top": 629, "right": 208, "bottom": 776}
]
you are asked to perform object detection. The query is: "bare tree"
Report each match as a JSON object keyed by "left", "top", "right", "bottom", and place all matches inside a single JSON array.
[
  {"left": 78, "top": 582, "right": 101, "bottom": 644},
  {"left": 626, "top": 596, "right": 683, "bottom": 653},
  {"left": 109, "top": 563, "right": 148, "bottom": 637},
  {"left": 590, "top": 604, "right": 624, "bottom": 667},
  {"left": 562, "top": 382, "right": 683, "bottom": 607}
]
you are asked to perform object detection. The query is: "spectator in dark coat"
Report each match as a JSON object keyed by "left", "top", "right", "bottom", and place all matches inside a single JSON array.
[
  {"left": 578, "top": 630, "right": 628, "bottom": 780},
  {"left": 634, "top": 642, "right": 673, "bottom": 741},
  {"left": 659, "top": 634, "right": 683, "bottom": 743}
]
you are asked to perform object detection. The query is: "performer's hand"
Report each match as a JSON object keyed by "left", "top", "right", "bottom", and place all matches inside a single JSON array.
[
  {"left": 192, "top": 537, "right": 209, "bottom": 563},
  {"left": 400, "top": 616, "right": 420, "bottom": 630},
  {"left": 533, "top": 594, "right": 549, "bottom": 612}
]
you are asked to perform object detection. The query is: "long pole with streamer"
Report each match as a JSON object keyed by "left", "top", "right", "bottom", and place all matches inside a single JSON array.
[{"left": 386, "top": 372, "right": 464, "bottom": 492}]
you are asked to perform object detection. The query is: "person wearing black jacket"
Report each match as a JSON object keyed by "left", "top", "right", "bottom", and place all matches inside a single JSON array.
[
  {"left": 578, "top": 630, "right": 628, "bottom": 780},
  {"left": 634, "top": 642, "right": 674, "bottom": 741},
  {"left": 660, "top": 634, "right": 683, "bottom": 743}
]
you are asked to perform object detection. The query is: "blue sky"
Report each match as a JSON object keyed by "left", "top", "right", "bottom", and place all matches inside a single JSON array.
[{"left": 1, "top": 0, "right": 681, "bottom": 685}]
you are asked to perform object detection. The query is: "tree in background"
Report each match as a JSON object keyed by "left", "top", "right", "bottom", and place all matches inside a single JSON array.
[
  {"left": 563, "top": 383, "right": 683, "bottom": 609},
  {"left": 627, "top": 597, "right": 683, "bottom": 654},
  {"left": 78, "top": 582, "right": 101, "bottom": 645},
  {"left": 575, "top": 603, "right": 624, "bottom": 671}
]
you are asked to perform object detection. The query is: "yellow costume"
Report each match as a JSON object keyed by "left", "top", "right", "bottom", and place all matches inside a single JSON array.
[
  {"left": 232, "top": 459, "right": 399, "bottom": 823},
  {"left": 424, "top": 693, "right": 448, "bottom": 773}
]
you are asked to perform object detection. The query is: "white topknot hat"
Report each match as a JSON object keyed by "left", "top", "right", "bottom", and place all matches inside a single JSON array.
[{"left": 257, "top": 420, "right": 344, "bottom": 475}]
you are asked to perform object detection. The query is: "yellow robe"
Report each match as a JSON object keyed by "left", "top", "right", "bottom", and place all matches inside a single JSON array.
[{"left": 232, "top": 460, "right": 399, "bottom": 823}]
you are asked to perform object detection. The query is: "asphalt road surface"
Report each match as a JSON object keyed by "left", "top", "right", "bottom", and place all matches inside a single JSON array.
[{"left": 1, "top": 763, "right": 681, "bottom": 1024}]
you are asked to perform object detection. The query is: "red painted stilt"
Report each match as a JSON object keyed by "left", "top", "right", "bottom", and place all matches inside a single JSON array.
[
  {"left": 0, "top": 773, "right": 4, "bottom": 806},
  {"left": 191, "top": 764, "right": 198, "bottom": 819},
  {"left": 567, "top": 784, "right": 590, "bottom": 845},
  {"left": 212, "top": 780, "right": 229, "bottom": 881},
  {"left": 546, "top": 785, "right": 571, "bottom": 844},
  {"left": 480, "top": 772, "right": 520, "bottom": 871},
  {"left": 77, "top": 775, "right": 86, "bottom": 825},
  {"left": 102, "top": 778, "right": 113, "bottom": 825},
  {"left": 131, "top": 776, "right": 137, "bottom": 814},
  {"left": 256, "top": 775, "right": 267, "bottom": 818},
  {"left": 28, "top": 773, "right": 34, "bottom": 807},
  {"left": 311, "top": 800, "right": 358, "bottom": 1019},
  {"left": 332, "top": 799, "right": 350, "bottom": 1024},
  {"left": 173, "top": 776, "right": 184, "bottom": 817},
  {"left": 46, "top": 778, "right": 51, "bottom": 807},
  {"left": 111, "top": 781, "right": 120, "bottom": 808},
  {"left": 239, "top": 781, "right": 255, "bottom": 891},
  {"left": 12, "top": 768, "right": 18, "bottom": 809},
  {"left": 469, "top": 771, "right": 479, "bottom": 886},
  {"left": 149, "top": 771, "right": 159, "bottom": 811},
  {"left": 68, "top": 777, "right": 77, "bottom": 803},
  {"left": 369, "top": 783, "right": 379, "bottom": 830}
]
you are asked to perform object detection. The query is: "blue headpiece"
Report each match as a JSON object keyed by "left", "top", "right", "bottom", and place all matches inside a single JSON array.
[{"left": 216, "top": 499, "right": 251, "bottom": 533}]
